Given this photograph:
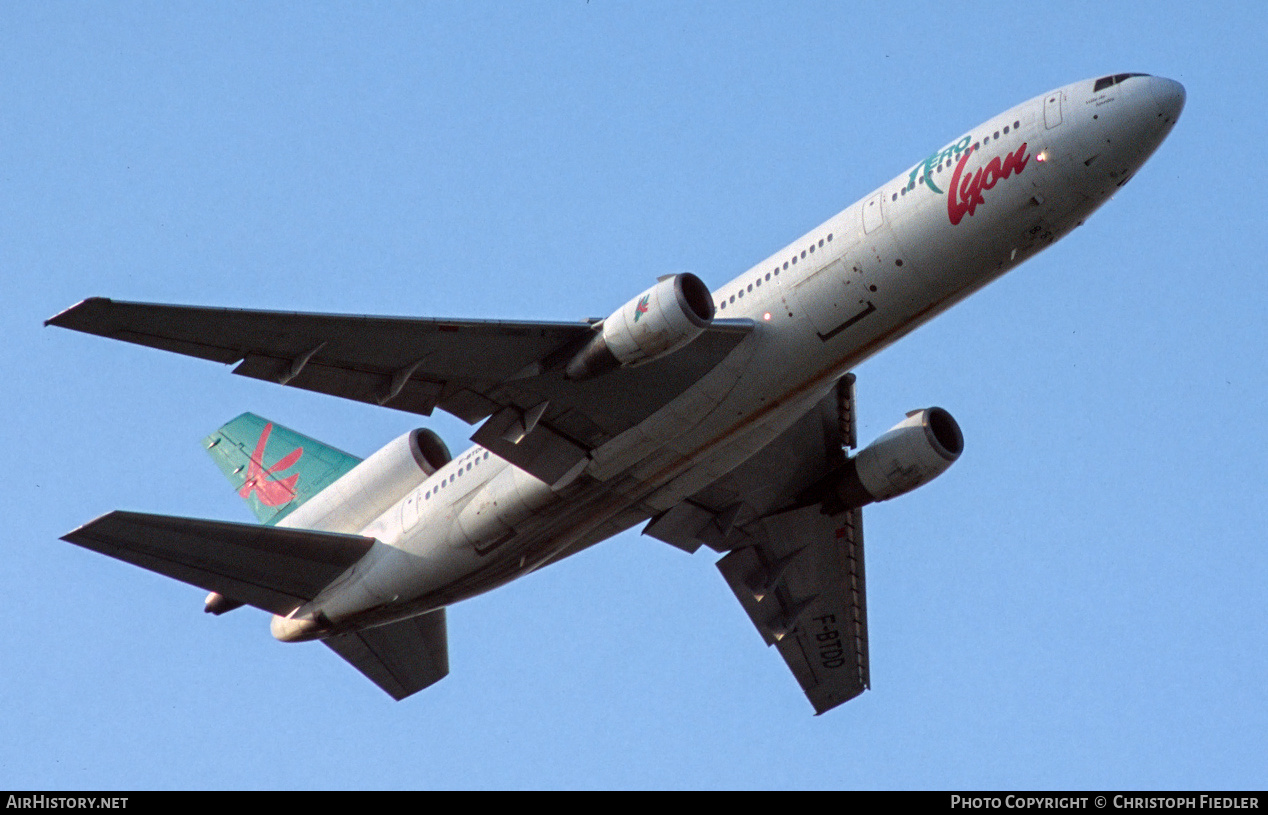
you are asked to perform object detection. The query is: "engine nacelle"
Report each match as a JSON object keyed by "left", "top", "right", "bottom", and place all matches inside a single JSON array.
[
  {"left": 826, "top": 407, "right": 963, "bottom": 510},
  {"left": 565, "top": 273, "right": 715, "bottom": 380},
  {"left": 276, "top": 428, "right": 451, "bottom": 535}
]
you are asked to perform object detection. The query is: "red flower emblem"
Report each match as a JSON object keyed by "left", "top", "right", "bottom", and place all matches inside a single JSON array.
[
  {"left": 634, "top": 294, "right": 650, "bottom": 322},
  {"left": 238, "top": 422, "right": 302, "bottom": 507}
]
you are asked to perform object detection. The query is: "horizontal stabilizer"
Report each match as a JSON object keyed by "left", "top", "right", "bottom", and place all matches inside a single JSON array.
[
  {"left": 324, "top": 610, "right": 449, "bottom": 700},
  {"left": 60, "top": 511, "right": 375, "bottom": 615}
]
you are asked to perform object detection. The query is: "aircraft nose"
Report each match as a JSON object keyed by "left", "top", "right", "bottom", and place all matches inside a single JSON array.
[{"left": 1151, "top": 77, "right": 1186, "bottom": 123}]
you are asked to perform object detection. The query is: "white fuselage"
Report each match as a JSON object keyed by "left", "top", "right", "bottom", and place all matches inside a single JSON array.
[{"left": 278, "top": 75, "right": 1184, "bottom": 637}]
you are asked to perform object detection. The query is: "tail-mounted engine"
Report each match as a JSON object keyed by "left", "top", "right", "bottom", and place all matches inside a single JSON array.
[
  {"left": 565, "top": 273, "right": 715, "bottom": 380},
  {"left": 356, "top": 428, "right": 453, "bottom": 507},
  {"left": 815, "top": 407, "right": 963, "bottom": 512},
  {"left": 277, "top": 428, "right": 452, "bottom": 534}
]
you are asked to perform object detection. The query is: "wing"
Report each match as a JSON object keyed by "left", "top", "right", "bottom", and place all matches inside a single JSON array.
[
  {"left": 60, "top": 510, "right": 375, "bottom": 615},
  {"left": 644, "top": 374, "right": 870, "bottom": 714},
  {"left": 323, "top": 610, "right": 449, "bottom": 701},
  {"left": 715, "top": 505, "right": 869, "bottom": 714},
  {"left": 47, "top": 298, "right": 753, "bottom": 485}
]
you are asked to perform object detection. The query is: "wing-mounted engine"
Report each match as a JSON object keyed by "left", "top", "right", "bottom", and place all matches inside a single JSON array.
[
  {"left": 279, "top": 428, "right": 452, "bottom": 534},
  {"left": 565, "top": 273, "right": 715, "bottom": 380},
  {"left": 812, "top": 407, "right": 963, "bottom": 513}
]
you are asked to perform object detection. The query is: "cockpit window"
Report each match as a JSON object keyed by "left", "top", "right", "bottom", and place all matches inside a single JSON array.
[{"left": 1094, "top": 72, "right": 1150, "bottom": 93}]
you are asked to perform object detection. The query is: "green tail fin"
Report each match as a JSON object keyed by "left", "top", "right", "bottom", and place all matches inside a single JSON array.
[{"left": 203, "top": 413, "right": 362, "bottom": 525}]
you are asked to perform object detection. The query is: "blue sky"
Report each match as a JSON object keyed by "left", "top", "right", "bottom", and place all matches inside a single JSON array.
[{"left": 3, "top": 2, "right": 1265, "bottom": 790}]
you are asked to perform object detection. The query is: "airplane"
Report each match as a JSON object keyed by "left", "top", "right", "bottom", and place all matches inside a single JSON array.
[{"left": 46, "top": 73, "right": 1184, "bottom": 714}]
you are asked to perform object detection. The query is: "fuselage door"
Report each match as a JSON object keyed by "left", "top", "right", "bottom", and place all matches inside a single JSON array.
[
  {"left": 401, "top": 489, "right": 422, "bottom": 531},
  {"left": 1044, "top": 91, "right": 1063, "bottom": 129},
  {"left": 862, "top": 193, "right": 884, "bottom": 234}
]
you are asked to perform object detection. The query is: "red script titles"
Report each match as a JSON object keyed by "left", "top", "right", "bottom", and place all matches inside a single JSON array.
[{"left": 948, "top": 142, "right": 1030, "bottom": 225}]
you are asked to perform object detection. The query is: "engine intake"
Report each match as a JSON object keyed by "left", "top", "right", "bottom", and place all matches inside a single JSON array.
[{"left": 565, "top": 273, "right": 714, "bottom": 380}]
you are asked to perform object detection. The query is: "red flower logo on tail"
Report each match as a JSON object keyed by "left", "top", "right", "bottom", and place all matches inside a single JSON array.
[{"left": 239, "top": 423, "right": 302, "bottom": 507}]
